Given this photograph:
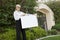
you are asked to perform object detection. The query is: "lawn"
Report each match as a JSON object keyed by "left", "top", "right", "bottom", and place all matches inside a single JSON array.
[{"left": 42, "top": 36, "right": 60, "bottom": 40}]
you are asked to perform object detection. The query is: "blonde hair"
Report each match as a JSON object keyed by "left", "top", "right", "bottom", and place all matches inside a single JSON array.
[
  {"left": 16, "top": 4, "right": 21, "bottom": 8},
  {"left": 15, "top": 4, "right": 21, "bottom": 10}
]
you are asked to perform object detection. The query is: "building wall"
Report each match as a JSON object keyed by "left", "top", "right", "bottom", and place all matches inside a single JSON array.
[
  {"left": 35, "top": 3, "right": 55, "bottom": 30},
  {"left": 36, "top": 0, "right": 59, "bottom": 3}
]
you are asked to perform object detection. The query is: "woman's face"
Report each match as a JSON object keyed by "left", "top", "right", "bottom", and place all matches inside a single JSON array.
[{"left": 16, "top": 6, "right": 21, "bottom": 11}]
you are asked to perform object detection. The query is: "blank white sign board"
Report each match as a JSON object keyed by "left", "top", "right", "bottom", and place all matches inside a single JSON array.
[{"left": 21, "top": 15, "right": 38, "bottom": 29}]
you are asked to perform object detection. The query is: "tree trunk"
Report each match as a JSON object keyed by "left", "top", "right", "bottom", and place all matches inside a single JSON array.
[{"left": 0, "top": 0, "right": 2, "bottom": 6}]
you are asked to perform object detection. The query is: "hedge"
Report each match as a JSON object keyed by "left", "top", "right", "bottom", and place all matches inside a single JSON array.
[
  {"left": 52, "top": 23, "right": 60, "bottom": 31},
  {"left": 0, "top": 0, "right": 36, "bottom": 26},
  {"left": 0, "top": 27, "right": 47, "bottom": 40}
]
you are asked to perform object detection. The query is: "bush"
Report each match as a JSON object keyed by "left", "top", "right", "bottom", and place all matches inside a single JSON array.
[
  {"left": 26, "top": 27, "right": 47, "bottom": 40},
  {"left": 0, "top": 28, "right": 16, "bottom": 40},
  {"left": 52, "top": 23, "right": 60, "bottom": 31},
  {"left": 47, "top": 1, "right": 60, "bottom": 23},
  {"left": 0, "top": 27, "right": 47, "bottom": 40},
  {"left": 48, "top": 29, "right": 57, "bottom": 35},
  {"left": 26, "top": 30, "right": 35, "bottom": 40},
  {"left": 32, "top": 27, "right": 47, "bottom": 38},
  {"left": 0, "top": 0, "right": 36, "bottom": 26}
]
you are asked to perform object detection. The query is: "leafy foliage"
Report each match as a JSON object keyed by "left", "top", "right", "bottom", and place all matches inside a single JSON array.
[
  {"left": 48, "top": 29, "right": 57, "bottom": 35},
  {"left": 47, "top": 1, "right": 60, "bottom": 23},
  {"left": 46, "top": 1, "right": 60, "bottom": 31},
  {"left": 32, "top": 27, "right": 47, "bottom": 38},
  {"left": 0, "top": 27, "right": 47, "bottom": 40},
  {"left": 0, "top": 0, "right": 36, "bottom": 26},
  {"left": 52, "top": 23, "right": 60, "bottom": 31}
]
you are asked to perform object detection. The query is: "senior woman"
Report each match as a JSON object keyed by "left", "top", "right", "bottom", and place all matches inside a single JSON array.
[{"left": 13, "top": 4, "right": 26, "bottom": 40}]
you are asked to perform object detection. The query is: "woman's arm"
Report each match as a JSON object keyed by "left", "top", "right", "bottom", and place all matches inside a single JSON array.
[{"left": 20, "top": 12, "right": 26, "bottom": 16}]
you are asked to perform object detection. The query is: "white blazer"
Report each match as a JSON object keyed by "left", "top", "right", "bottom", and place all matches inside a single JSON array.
[{"left": 13, "top": 10, "right": 25, "bottom": 20}]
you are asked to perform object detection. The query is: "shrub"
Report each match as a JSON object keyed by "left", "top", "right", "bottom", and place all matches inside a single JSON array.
[
  {"left": 26, "top": 27, "right": 47, "bottom": 40},
  {"left": 0, "top": 27, "right": 47, "bottom": 40},
  {"left": 52, "top": 23, "right": 60, "bottom": 31},
  {"left": 47, "top": 1, "right": 60, "bottom": 23},
  {"left": 32, "top": 27, "right": 47, "bottom": 38},
  {"left": 0, "top": 28, "right": 16, "bottom": 40},
  {"left": 26, "top": 30, "right": 35, "bottom": 40},
  {"left": 48, "top": 29, "right": 57, "bottom": 35},
  {"left": 0, "top": 0, "right": 36, "bottom": 26}
]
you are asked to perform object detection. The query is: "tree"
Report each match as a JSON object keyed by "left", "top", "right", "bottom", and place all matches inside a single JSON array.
[
  {"left": 0, "top": 0, "right": 36, "bottom": 26},
  {"left": 47, "top": 1, "right": 60, "bottom": 23},
  {"left": 0, "top": 0, "right": 2, "bottom": 6}
]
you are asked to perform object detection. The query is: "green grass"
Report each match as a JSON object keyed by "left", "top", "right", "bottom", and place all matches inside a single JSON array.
[{"left": 42, "top": 36, "right": 60, "bottom": 40}]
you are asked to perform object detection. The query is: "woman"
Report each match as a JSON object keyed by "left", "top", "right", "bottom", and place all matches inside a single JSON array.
[{"left": 13, "top": 4, "right": 26, "bottom": 40}]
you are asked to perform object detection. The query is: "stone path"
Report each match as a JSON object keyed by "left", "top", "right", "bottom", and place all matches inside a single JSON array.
[{"left": 36, "top": 35, "right": 60, "bottom": 40}]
